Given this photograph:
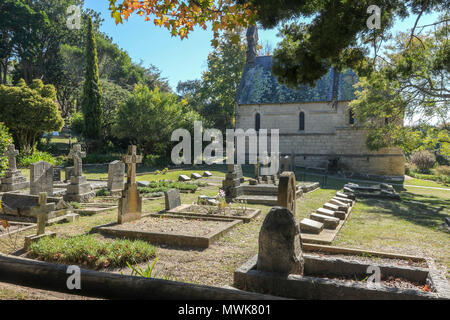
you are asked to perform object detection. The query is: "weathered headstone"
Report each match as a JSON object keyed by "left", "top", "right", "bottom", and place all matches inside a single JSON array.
[
  {"left": 30, "top": 161, "right": 54, "bottom": 196},
  {"left": 64, "top": 166, "right": 75, "bottom": 182},
  {"left": 165, "top": 189, "right": 181, "bottom": 210},
  {"left": 0, "top": 144, "right": 29, "bottom": 192},
  {"left": 257, "top": 207, "right": 304, "bottom": 275},
  {"left": 191, "top": 173, "right": 202, "bottom": 180},
  {"left": 310, "top": 213, "right": 339, "bottom": 229},
  {"left": 203, "top": 171, "right": 213, "bottom": 177},
  {"left": 179, "top": 175, "right": 191, "bottom": 182},
  {"left": 64, "top": 144, "right": 94, "bottom": 203},
  {"left": 53, "top": 167, "right": 61, "bottom": 182},
  {"left": 277, "top": 172, "right": 297, "bottom": 216},
  {"left": 118, "top": 146, "right": 143, "bottom": 224},
  {"left": 222, "top": 164, "right": 243, "bottom": 202},
  {"left": 300, "top": 218, "right": 324, "bottom": 234},
  {"left": 107, "top": 160, "right": 125, "bottom": 192}
]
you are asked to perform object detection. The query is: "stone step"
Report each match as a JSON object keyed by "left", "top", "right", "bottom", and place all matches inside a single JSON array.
[
  {"left": 300, "top": 218, "right": 324, "bottom": 234},
  {"left": 316, "top": 208, "right": 336, "bottom": 218},
  {"left": 310, "top": 213, "right": 340, "bottom": 229}
]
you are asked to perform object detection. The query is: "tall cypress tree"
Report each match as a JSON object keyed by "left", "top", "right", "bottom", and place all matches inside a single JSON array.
[{"left": 81, "top": 17, "right": 102, "bottom": 140}]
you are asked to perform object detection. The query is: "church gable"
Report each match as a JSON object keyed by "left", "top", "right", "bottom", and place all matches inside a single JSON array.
[{"left": 236, "top": 56, "right": 359, "bottom": 105}]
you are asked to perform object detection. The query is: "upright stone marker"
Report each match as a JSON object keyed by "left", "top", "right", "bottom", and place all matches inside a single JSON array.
[
  {"left": 222, "top": 164, "right": 243, "bottom": 202},
  {"left": 118, "top": 146, "right": 143, "bottom": 224},
  {"left": 53, "top": 167, "right": 62, "bottom": 182},
  {"left": 278, "top": 172, "right": 297, "bottom": 216},
  {"left": 24, "top": 192, "right": 57, "bottom": 250},
  {"left": 64, "top": 144, "right": 94, "bottom": 202},
  {"left": 0, "top": 144, "right": 29, "bottom": 192},
  {"left": 165, "top": 189, "right": 181, "bottom": 210},
  {"left": 64, "top": 166, "right": 75, "bottom": 182},
  {"left": 257, "top": 207, "right": 304, "bottom": 275},
  {"left": 107, "top": 160, "right": 125, "bottom": 192},
  {"left": 30, "top": 161, "right": 54, "bottom": 196}
]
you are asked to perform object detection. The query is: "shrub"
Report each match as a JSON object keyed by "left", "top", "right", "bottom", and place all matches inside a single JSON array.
[
  {"left": 28, "top": 235, "right": 157, "bottom": 269},
  {"left": 143, "top": 154, "right": 167, "bottom": 168},
  {"left": 84, "top": 153, "right": 120, "bottom": 164},
  {"left": 137, "top": 180, "right": 198, "bottom": 194},
  {"left": 17, "top": 151, "right": 64, "bottom": 168},
  {"left": 69, "top": 112, "right": 84, "bottom": 136},
  {"left": 434, "top": 165, "right": 450, "bottom": 177},
  {"left": 0, "top": 123, "right": 13, "bottom": 175},
  {"left": 410, "top": 150, "right": 436, "bottom": 173},
  {"left": 95, "top": 188, "right": 112, "bottom": 197}
]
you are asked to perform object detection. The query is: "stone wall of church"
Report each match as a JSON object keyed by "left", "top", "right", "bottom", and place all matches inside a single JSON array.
[{"left": 236, "top": 102, "right": 405, "bottom": 177}]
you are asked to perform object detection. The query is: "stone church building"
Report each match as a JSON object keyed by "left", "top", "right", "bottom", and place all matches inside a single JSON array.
[{"left": 235, "top": 28, "right": 405, "bottom": 178}]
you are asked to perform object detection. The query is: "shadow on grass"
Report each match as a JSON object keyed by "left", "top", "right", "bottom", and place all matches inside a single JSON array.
[{"left": 359, "top": 192, "right": 450, "bottom": 230}]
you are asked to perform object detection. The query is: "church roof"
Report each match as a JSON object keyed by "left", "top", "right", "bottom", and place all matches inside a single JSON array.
[{"left": 236, "top": 56, "right": 359, "bottom": 105}]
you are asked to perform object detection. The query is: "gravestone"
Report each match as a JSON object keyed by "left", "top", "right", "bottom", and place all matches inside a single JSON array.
[
  {"left": 118, "top": 146, "right": 143, "bottom": 224},
  {"left": 0, "top": 144, "right": 29, "bottom": 192},
  {"left": 24, "top": 192, "right": 56, "bottom": 250},
  {"left": 222, "top": 164, "right": 243, "bottom": 202},
  {"left": 277, "top": 172, "right": 297, "bottom": 216},
  {"left": 53, "top": 167, "right": 61, "bottom": 182},
  {"left": 257, "top": 207, "right": 304, "bottom": 275},
  {"left": 30, "top": 161, "right": 54, "bottom": 196},
  {"left": 165, "top": 189, "right": 181, "bottom": 210},
  {"left": 191, "top": 173, "right": 202, "bottom": 180},
  {"left": 64, "top": 144, "right": 94, "bottom": 203},
  {"left": 179, "top": 175, "right": 191, "bottom": 182},
  {"left": 203, "top": 171, "right": 212, "bottom": 177},
  {"left": 107, "top": 160, "right": 125, "bottom": 192},
  {"left": 65, "top": 166, "right": 75, "bottom": 182}
]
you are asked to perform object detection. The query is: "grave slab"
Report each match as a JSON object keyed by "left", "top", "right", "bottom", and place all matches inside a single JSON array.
[
  {"left": 178, "top": 175, "right": 191, "bottom": 182},
  {"left": 300, "top": 218, "right": 324, "bottom": 234},
  {"left": 94, "top": 213, "right": 242, "bottom": 249},
  {"left": 323, "top": 202, "right": 339, "bottom": 212},
  {"left": 316, "top": 208, "right": 336, "bottom": 218},
  {"left": 310, "top": 213, "right": 340, "bottom": 229},
  {"left": 191, "top": 173, "right": 202, "bottom": 180}
]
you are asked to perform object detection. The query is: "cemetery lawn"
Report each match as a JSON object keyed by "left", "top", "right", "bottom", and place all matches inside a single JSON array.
[{"left": 0, "top": 179, "right": 448, "bottom": 299}]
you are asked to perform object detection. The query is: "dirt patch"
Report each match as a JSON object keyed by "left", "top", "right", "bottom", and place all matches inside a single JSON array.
[
  {"left": 182, "top": 204, "right": 253, "bottom": 217},
  {"left": 314, "top": 273, "right": 430, "bottom": 291},
  {"left": 306, "top": 252, "right": 428, "bottom": 269},
  {"left": 113, "top": 216, "right": 231, "bottom": 236}
]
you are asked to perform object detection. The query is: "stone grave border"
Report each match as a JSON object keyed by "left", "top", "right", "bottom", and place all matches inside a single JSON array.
[
  {"left": 167, "top": 204, "right": 262, "bottom": 223},
  {"left": 0, "top": 221, "right": 35, "bottom": 239},
  {"left": 0, "top": 253, "right": 283, "bottom": 300},
  {"left": 74, "top": 203, "right": 118, "bottom": 216},
  {"left": 234, "top": 254, "right": 450, "bottom": 300},
  {"left": 93, "top": 213, "right": 242, "bottom": 248}
]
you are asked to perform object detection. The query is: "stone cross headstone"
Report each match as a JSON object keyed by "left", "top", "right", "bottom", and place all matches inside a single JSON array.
[
  {"left": 257, "top": 206, "right": 304, "bottom": 275},
  {"left": 0, "top": 144, "right": 29, "bottom": 192},
  {"left": 30, "top": 161, "right": 54, "bottom": 196},
  {"left": 118, "top": 146, "right": 143, "bottom": 224},
  {"left": 30, "top": 193, "right": 56, "bottom": 236},
  {"left": 6, "top": 144, "right": 19, "bottom": 171},
  {"left": 108, "top": 160, "right": 125, "bottom": 192},
  {"left": 64, "top": 144, "right": 93, "bottom": 202},
  {"left": 278, "top": 171, "right": 297, "bottom": 216},
  {"left": 69, "top": 144, "right": 86, "bottom": 177},
  {"left": 165, "top": 189, "right": 181, "bottom": 210}
]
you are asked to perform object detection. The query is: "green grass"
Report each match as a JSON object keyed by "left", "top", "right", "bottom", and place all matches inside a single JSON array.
[{"left": 28, "top": 235, "right": 157, "bottom": 269}]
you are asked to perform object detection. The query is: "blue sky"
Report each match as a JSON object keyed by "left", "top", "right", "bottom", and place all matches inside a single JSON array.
[{"left": 83, "top": 1, "right": 439, "bottom": 91}]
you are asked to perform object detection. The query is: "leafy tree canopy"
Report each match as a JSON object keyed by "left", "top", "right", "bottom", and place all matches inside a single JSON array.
[{"left": 0, "top": 79, "right": 64, "bottom": 152}]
